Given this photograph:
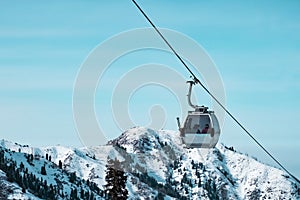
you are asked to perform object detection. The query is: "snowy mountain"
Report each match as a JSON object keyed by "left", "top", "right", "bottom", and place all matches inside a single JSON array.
[{"left": 1, "top": 127, "right": 299, "bottom": 199}]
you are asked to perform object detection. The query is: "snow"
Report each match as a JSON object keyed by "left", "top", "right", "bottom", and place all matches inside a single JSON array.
[
  {"left": 1, "top": 127, "right": 299, "bottom": 199},
  {"left": 8, "top": 191, "right": 42, "bottom": 200},
  {"left": 217, "top": 144, "right": 296, "bottom": 199},
  {"left": 0, "top": 169, "right": 42, "bottom": 200},
  {"left": 0, "top": 142, "right": 104, "bottom": 199}
]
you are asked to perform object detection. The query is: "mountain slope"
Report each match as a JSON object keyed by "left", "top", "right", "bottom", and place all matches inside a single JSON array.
[
  {"left": 1, "top": 127, "right": 299, "bottom": 199},
  {"left": 0, "top": 169, "right": 42, "bottom": 200}
]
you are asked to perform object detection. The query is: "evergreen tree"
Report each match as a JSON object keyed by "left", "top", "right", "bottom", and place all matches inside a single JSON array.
[
  {"left": 80, "top": 188, "right": 85, "bottom": 199},
  {"left": 69, "top": 172, "right": 76, "bottom": 183},
  {"left": 90, "top": 192, "right": 95, "bottom": 200},
  {"left": 59, "top": 160, "right": 63, "bottom": 169},
  {"left": 41, "top": 165, "right": 47, "bottom": 175},
  {"left": 207, "top": 178, "right": 219, "bottom": 200},
  {"left": 85, "top": 190, "right": 90, "bottom": 199},
  {"left": 104, "top": 157, "right": 128, "bottom": 200},
  {"left": 70, "top": 188, "right": 78, "bottom": 200},
  {"left": 20, "top": 162, "right": 24, "bottom": 170}
]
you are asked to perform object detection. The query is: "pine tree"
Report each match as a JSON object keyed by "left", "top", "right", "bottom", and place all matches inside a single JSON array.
[
  {"left": 104, "top": 157, "right": 128, "bottom": 200},
  {"left": 59, "top": 160, "right": 63, "bottom": 169},
  {"left": 207, "top": 178, "right": 218, "bottom": 200},
  {"left": 20, "top": 162, "right": 24, "bottom": 170},
  {"left": 69, "top": 172, "right": 76, "bottom": 183},
  {"left": 80, "top": 188, "right": 85, "bottom": 199},
  {"left": 70, "top": 188, "right": 78, "bottom": 200},
  {"left": 41, "top": 165, "right": 47, "bottom": 175},
  {"left": 90, "top": 192, "right": 94, "bottom": 200}
]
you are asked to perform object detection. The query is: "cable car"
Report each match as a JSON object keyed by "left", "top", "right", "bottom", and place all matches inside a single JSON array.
[{"left": 177, "top": 81, "right": 221, "bottom": 148}]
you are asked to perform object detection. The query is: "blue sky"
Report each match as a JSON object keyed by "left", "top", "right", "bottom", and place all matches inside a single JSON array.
[{"left": 1, "top": 1, "right": 300, "bottom": 177}]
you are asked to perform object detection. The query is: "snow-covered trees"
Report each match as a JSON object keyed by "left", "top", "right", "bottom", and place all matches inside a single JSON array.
[
  {"left": 0, "top": 147, "right": 104, "bottom": 199},
  {"left": 104, "top": 157, "right": 128, "bottom": 200}
]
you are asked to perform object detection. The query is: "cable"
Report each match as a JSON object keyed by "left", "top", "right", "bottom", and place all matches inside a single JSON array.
[
  {"left": 131, "top": 0, "right": 300, "bottom": 184},
  {"left": 132, "top": 0, "right": 199, "bottom": 84}
]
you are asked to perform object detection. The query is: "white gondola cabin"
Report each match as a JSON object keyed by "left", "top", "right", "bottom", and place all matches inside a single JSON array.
[{"left": 177, "top": 81, "right": 221, "bottom": 148}]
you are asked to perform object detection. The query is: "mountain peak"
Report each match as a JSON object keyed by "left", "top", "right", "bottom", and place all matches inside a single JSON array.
[{"left": 108, "top": 126, "right": 180, "bottom": 153}]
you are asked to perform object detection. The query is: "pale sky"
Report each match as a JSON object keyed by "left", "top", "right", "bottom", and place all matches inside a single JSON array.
[{"left": 1, "top": 1, "right": 299, "bottom": 178}]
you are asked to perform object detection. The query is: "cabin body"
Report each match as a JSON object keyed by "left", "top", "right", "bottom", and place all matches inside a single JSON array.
[{"left": 181, "top": 107, "right": 220, "bottom": 148}]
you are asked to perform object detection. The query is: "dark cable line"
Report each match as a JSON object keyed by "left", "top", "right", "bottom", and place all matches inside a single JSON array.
[
  {"left": 132, "top": 0, "right": 199, "bottom": 83},
  {"left": 131, "top": 0, "right": 300, "bottom": 184}
]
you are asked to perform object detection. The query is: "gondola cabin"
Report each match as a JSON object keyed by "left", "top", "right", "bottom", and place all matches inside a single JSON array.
[
  {"left": 177, "top": 81, "right": 221, "bottom": 148},
  {"left": 180, "top": 106, "right": 220, "bottom": 148}
]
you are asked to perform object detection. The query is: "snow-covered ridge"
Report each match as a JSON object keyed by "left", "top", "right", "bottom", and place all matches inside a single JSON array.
[{"left": 1, "top": 127, "right": 299, "bottom": 199}]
